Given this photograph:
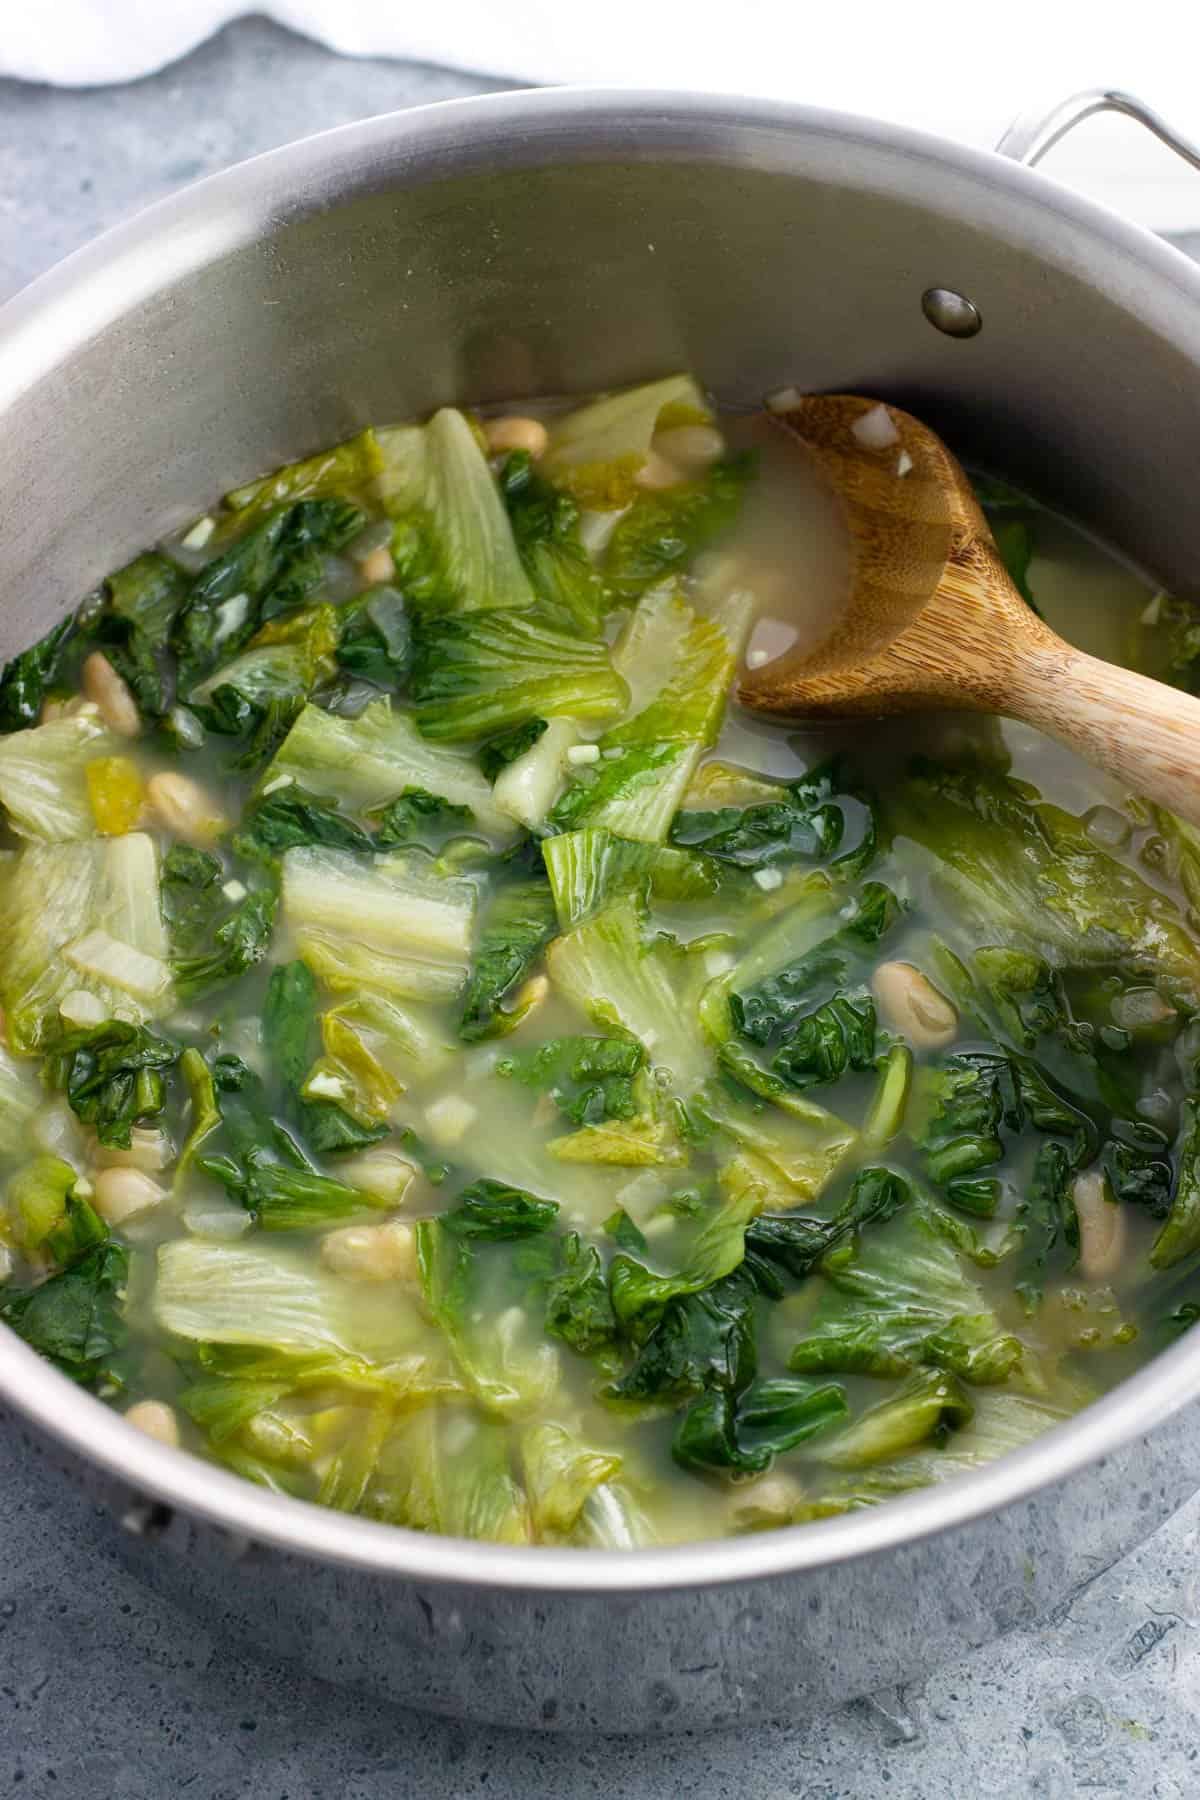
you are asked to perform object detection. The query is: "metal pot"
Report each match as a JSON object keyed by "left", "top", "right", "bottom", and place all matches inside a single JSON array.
[{"left": 3, "top": 85, "right": 1200, "bottom": 1735}]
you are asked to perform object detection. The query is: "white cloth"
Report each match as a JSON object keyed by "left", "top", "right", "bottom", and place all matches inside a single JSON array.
[{"left": 4, "top": 2, "right": 1200, "bottom": 229}]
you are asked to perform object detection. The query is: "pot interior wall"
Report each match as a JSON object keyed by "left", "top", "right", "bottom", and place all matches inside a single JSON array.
[{"left": 2, "top": 125, "right": 1200, "bottom": 660}]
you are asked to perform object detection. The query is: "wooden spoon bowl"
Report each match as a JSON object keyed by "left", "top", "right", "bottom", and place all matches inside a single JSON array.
[{"left": 739, "top": 394, "right": 1200, "bottom": 825}]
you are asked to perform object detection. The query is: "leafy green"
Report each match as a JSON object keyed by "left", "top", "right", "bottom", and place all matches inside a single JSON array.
[
  {"left": 84, "top": 552, "right": 188, "bottom": 719},
  {"left": 499, "top": 1036, "right": 646, "bottom": 1126},
  {"left": 478, "top": 718, "right": 549, "bottom": 783},
  {"left": 542, "top": 1232, "right": 618, "bottom": 1356},
  {"left": 459, "top": 876, "right": 557, "bottom": 1042},
  {"left": 1, "top": 1239, "right": 128, "bottom": 1387},
  {"left": 261, "top": 699, "right": 511, "bottom": 840},
  {"left": 44, "top": 1020, "right": 178, "bottom": 1150},
  {"left": 410, "top": 610, "right": 628, "bottom": 742},
  {"left": 1152, "top": 1098, "right": 1200, "bottom": 1269},
  {"left": 171, "top": 886, "right": 278, "bottom": 1002},
  {"left": 0, "top": 616, "right": 74, "bottom": 734},
  {"left": 673, "top": 1376, "right": 848, "bottom": 1476},
  {"left": 174, "top": 497, "right": 365, "bottom": 693},
  {"left": 263, "top": 960, "right": 388, "bottom": 1156},
  {"left": 499, "top": 451, "right": 607, "bottom": 637},
  {"left": 541, "top": 375, "right": 711, "bottom": 507},
  {"left": 542, "top": 827, "right": 722, "bottom": 930},
  {"left": 815, "top": 1368, "right": 974, "bottom": 1469},
  {"left": 241, "top": 784, "right": 375, "bottom": 856},
  {"left": 890, "top": 760, "right": 1200, "bottom": 1007},
  {"left": 441, "top": 1178, "right": 560, "bottom": 1240},
  {"left": 550, "top": 583, "right": 753, "bottom": 842},
  {"left": 728, "top": 882, "right": 901, "bottom": 1047},
  {"left": 0, "top": 835, "right": 172, "bottom": 1051},
  {"left": 377, "top": 409, "right": 535, "bottom": 613},
  {"left": 671, "top": 756, "right": 876, "bottom": 875},
  {"left": 367, "top": 789, "right": 474, "bottom": 847},
  {"left": 223, "top": 428, "right": 384, "bottom": 526},
  {"left": 770, "top": 991, "right": 878, "bottom": 1091},
  {"left": 0, "top": 708, "right": 123, "bottom": 841},
  {"left": 603, "top": 453, "right": 754, "bottom": 603},
  {"left": 334, "top": 585, "right": 411, "bottom": 689}
]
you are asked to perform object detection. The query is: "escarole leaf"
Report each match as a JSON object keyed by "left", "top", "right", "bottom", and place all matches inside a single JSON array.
[
  {"left": 542, "top": 828, "right": 722, "bottom": 930},
  {"left": 603, "top": 451, "right": 754, "bottom": 604},
  {"left": 671, "top": 754, "right": 877, "bottom": 876},
  {"left": 378, "top": 408, "right": 535, "bottom": 613},
  {"left": 410, "top": 611, "right": 628, "bottom": 742},
  {"left": 0, "top": 709, "right": 125, "bottom": 841},
  {"left": 1, "top": 1239, "right": 129, "bottom": 1387},
  {"left": 546, "top": 897, "right": 713, "bottom": 1096},
  {"left": 0, "top": 615, "right": 75, "bottom": 734},
  {"left": 82, "top": 552, "right": 187, "bottom": 720},
  {"left": 499, "top": 451, "right": 607, "bottom": 638},
  {"left": 459, "top": 876, "right": 557, "bottom": 1042},
  {"left": 45, "top": 1021, "right": 178, "bottom": 1150},
  {"left": 173, "top": 498, "right": 366, "bottom": 695},
  {"left": 223, "top": 427, "right": 384, "bottom": 527},
  {"left": 261, "top": 699, "right": 512, "bottom": 840},
  {"left": 281, "top": 845, "right": 476, "bottom": 1004},
  {"left": 541, "top": 375, "right": 710, "bottom": 508},
  {"left": 0, "top": 835, "right": 172, "bottom": 1051},
  {"left": 549, "top": 582, "right": 753, "bottom": 843},
  {"left": 890, "top": 760, "right": 1200, "bottom": 1006}
]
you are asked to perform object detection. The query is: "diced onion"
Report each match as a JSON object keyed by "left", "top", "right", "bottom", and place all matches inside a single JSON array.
[
  {"left": 765, "top": 385, "right": 804, "bottom": 414},
  {"left": 851, "top": 404, "right": 901, "bottom": 450},
  {"left": 180, "top": 516, "right": 215, "bottom": 551}
]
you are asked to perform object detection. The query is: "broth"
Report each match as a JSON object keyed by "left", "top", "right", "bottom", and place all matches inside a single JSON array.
[{"left": 0, "top": 377, "right": 1196, "bottom": 1548}]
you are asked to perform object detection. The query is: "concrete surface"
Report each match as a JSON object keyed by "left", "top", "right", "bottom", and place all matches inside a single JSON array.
[{"left": 1, "top": 17, "right": 1199, "bottom": 1796}]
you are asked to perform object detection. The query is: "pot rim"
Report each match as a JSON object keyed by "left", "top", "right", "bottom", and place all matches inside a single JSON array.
[{"left": 3, "top": 84, "right": 1200, "bottom": 1595}]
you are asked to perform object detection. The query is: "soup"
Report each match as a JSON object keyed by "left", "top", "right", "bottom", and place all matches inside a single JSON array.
[{"left": 1, "top": 375, "right": 1197, "bottom": 1548}]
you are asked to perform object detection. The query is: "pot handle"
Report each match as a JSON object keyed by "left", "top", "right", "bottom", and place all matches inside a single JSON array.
[{"left": 997, "top": 88, "right": 1200, "bottom": 175}]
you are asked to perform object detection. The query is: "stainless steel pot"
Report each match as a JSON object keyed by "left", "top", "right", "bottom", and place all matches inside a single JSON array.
[{"left": 3, "top": 85, "right": 1200, "bottom": 1735}]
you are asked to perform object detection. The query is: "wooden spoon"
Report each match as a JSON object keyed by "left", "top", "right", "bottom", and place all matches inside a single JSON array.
[{"left": 738, "top": 394, "right": 1200, "bottom": 826}]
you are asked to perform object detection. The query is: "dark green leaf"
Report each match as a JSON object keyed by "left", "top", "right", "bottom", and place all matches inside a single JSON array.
[
  {"left": 366, "top": 788, "right": 474, "bottom": 847},
  {"left": 442, "top": 1179, "right": 559, "bottom": 1241},
  {"left": 603, "top": 453, "right": 754, "bottom": 603},
  {"left": 499, "top": 451, "right": 607, "bottom": 637},
  {"left": 45, "top": 1022, "right": 178, "bottom": 1150},
  {"left": 0, "top": 1241, "right": 128, "bottom": 1387},
  {"left": 498, "top": 1035, "right": 645, "bottom": 1126},
  {"left": 478, "top": 717, "right": 549, "bottom": 783},
  {"left": 242, "top": 785, "right": 374, "bottom": 857},
  {"left": 0, "top": 616, "right": 74, "bottom": 733},
  {"left": 335, "top": 585, "right": 411, "bottom": 687},
  {"left": 459, "top": 876, "right": 557, "bottom": 1042}
]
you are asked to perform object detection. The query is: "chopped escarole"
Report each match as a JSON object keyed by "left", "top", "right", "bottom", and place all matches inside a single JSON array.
[
  {"left": 262, "top": 698, "right": 513, "bottom": 840},
  {"left": 280, "top": 844, "right": 477, "bottom": 1003},
  {"left": 541, "top": 375, "right": 711, "bottom": 507},
  {"left": 377, "top": 408, "right": 535, "bottom": 613},
  {"left": 550, "top": 582, "right": 753, "bottom": 843},
  {"left": 0, "top": 834, "right": 173, "bottom": 1050},
  {"left": 0, "top": 708, "right": 125, "bottom": 841}
]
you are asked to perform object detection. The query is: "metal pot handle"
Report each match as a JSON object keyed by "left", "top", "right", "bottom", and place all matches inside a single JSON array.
[{"left": 997, "top": 88, "right": 1200, "bottom": 174}]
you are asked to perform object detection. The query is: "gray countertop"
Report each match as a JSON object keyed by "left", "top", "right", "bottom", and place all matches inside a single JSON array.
[{"left": 1, "top": 20, "right": 1199, "bottom": 1796}]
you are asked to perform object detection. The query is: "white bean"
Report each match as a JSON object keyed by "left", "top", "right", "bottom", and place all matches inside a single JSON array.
[
  {"left": 337, "top": 1148, "right": 417, "bottom": 1206},
  {"left": 484, "top": 415, "right": 549, "bottom": 459},
  {"left": 633, "top": 449, "right": 687, "bottom": 491},
  {"left": 125, "top": 1400, "right": 181, "bottom": 1449},
  {"left": 93, "top": 1167, "right": 166, "bottom": 1225},
  {"left": 651, "top": 424, "right": 726, "bottom": 471},
  {"left": 1073, "top": 1169, "right": 1128, "bottom": 1282},
  {"left": 359, "top": 545, "right": 395, "bottom": 585},
  {"left": 320, "top": 1220, "right": 416, "bottom": 1282},
  {"left": 94, "top": 1127, "right": 174, "bottom": 1173},
  {"left": 146, "top": 771, "right": 227, "bottom": 843},
  {"left": 81, "top": 651, "right": 140, "bottom": 738},
  {"left": 871, "top": 961, "right": 958, "bottom": 1050}
]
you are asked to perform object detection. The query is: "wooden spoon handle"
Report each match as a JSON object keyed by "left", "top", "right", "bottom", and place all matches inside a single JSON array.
[{"left": 1007, "top": 638, "right": 1200, "bottom": 825}]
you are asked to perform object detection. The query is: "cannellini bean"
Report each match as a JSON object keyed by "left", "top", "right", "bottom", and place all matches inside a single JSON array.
[
  {"left": 359, "top": 545, "right": 395, "bottom": 585},
  {"left": 728, "top": 1472, "right": 805, "bottom": 1527},
  {"left": 633, "top": 449, "right": 686, "bottom": 491},
  {"left": 321, "top": 1219, "right": 416, "bottom": 1282},
  {"left": 1073, "top": 1169, "right": 1128, "bottom": 1282},
  {"left": 424, "top": 1094, "right": 478, "bottom": 1148},
  {"left": 125, "top": 1400, "right": 181, "bottom": 1448},
  {"left": 337, "top": 1148, "right": 417, "bottom": 1206},
  {"left": 146, "top": 771, "right": 227, "bottom": 843},
  {"left": 872, "top": 961, "right": 958, "bottom": 1049},
  {"left": 483, "top": 415, "right": 549, "bottom": 459},
  {"left": 94, "top": 1127, "right": 174, "bottom": 1173},
  {"left": 81, "top": 651, "right": 140, "bottom": 737},
  {"left": 93, "top": 1167, "right": 166, "bottom": 1225},
  {"left": 651, "top": 424, "right": 726, "bottom": 470}
]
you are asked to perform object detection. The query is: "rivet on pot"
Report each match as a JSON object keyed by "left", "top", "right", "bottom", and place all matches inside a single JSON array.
[{"left": 921, "top": 287, "right": 983, "bottom": 338}]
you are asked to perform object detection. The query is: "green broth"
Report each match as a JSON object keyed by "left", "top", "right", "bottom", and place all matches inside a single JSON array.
[{"left": 0, "top": 378, "right": 1197, "bottom": 1548}]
